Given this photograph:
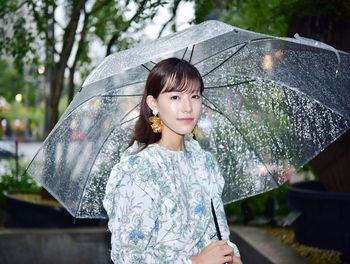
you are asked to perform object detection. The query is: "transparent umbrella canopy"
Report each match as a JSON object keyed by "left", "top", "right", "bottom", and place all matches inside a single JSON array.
[{"left": 27, "top": 20, "right": 350, "bottom": 218}]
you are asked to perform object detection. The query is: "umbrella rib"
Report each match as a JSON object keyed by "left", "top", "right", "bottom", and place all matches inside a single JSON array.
[
  {"left": 81, "top": 79, "right": 146, "bottom": 95},
  {"left": 204, "top": 79, "right": 256, "bottom": 90},
  {"left": 182, "top": 46, "right": 189, "bottom": 60},
  {"left": 119, "top": 103, "right": 141, "bottom": 124},
  {"left": 34, "top": 91, "right": 142, "bottom": 193},
  {"left": 25, "top": 145, "right": 44, "bottom": 177},
  {"left": 120, "top": 115, "right": 139, "bottom": 126},
  {"left": 101, "top": 94, "right": 143, "bottom": 97},
  {"left": 202, "top": 95, "right": 280, "bottom": 186},
  {"left": 189, "top": 44, "right": 195, "bottom": 63},
  {"left": 142, "top": 61, "right": 158, "bottom": 72},
  {"left": 141, "top": 64, "right": 152, "bottom": 72},
  {"left": 75, "top": 108, "right": 139, "bottom": 217},
  {"left": 58, "top": 79, "right": 146, "bottom": 127},
  {"left": 286, "top": 53, "right": 349, "bottom": 119},
  {"left": 194, "top": 37, "right": 274, "bottom": 65},
  {"left": 194, "top": 37, "right": 274, "bottom": 77},
  {"left": 193, "top": 42, "right": 245, "bottom": 68},
  {"left": 201, "top": 42, "right": 250, "bottom": 78},
  {"left": 273, "top": 79, "right": 348, "bottom": 121}
]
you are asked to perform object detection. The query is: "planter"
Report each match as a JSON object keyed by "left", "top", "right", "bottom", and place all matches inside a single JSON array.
[
  {"left": 3, "top": 192, "right": 107, "bottom": 228},
  {"left": 287, "top": 181, "right": 350, "bottom": 260},
  {"left": 0, "top": 228, "right": 111, "bottom": 264}
]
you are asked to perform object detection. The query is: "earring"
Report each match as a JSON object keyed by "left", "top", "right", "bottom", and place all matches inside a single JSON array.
[
  {"left": 192, "top": 125, "right": 198, "bottom": 137},
  {"left": 149, "top": 109, "right": 162, "bottom": 133},
  {"left": 192, "top": 124, "right": 202, "bottom": 139}
]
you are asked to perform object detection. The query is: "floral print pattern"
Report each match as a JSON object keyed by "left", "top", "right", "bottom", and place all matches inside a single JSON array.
[{"left": 103, "top": 137, "right": 239, "bottom": 263}]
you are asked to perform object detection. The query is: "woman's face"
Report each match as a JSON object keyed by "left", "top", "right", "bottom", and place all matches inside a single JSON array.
[{"left": 149, "top": 88, "right": 202, "bottom": 137}]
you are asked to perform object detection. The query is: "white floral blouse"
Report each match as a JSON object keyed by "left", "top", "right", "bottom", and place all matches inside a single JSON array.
[{"left": 103, "top": 137, "right": 240, "bottom": 263}]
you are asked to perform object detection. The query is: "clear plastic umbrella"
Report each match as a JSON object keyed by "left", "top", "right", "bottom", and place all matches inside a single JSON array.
[{"left": 27, "top": 20, "right": 350, "bottom": 218}]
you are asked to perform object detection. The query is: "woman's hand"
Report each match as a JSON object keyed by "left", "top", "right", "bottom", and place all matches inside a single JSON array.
[
  {"left": 231, "top": 254, "right": 243, "bottom": 264},
  {"left": 190, "top": 240, "right": 243, "bottom": 264}
]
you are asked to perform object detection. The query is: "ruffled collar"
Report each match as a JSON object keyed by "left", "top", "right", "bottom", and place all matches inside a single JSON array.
[{"left": 123, "top": 134, "right": 203, "bottom": 158}]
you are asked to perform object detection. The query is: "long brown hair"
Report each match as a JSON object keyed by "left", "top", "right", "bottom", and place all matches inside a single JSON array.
[{"left": 129, "top": 57, "right": 204, "bottom": 151}]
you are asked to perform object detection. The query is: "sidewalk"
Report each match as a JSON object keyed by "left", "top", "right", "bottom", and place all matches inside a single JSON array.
[
  {"left": 0, "top": 140, "right": 42, "bottom": 162},
  {"left": 17, "top": 141, "right": 42, "bottom": 161},
  {"left": 230, "top": 225, "right": 311, "bottom": 264}
]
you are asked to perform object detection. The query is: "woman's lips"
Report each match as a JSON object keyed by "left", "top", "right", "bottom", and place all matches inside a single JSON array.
[{"left": 177, "top": 118, "right": 194, "bottom": 123}]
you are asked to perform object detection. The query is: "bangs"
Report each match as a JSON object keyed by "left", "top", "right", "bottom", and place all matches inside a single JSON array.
[{"left": 161, "top": 71, "right": 203, "bottom": 94}]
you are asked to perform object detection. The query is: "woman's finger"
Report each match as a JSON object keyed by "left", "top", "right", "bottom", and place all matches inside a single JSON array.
[
  {"left": 222, "top": 254, "right": 233, "bottom": 263},
  {"left": 232, "top": 255, "right": 243, "bottom": 264},
  {"left": 221, "top": 246, "right": 234, "bottom": 256},
  {"left": 214, "top": 240, "right": 230, "bottom": 246}
]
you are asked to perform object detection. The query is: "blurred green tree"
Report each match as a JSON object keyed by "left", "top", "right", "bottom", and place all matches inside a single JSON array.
[
  {"left": 195, "top": 0, "right": 349, "bottom": 40},
  {"left": 194, "top": 0, "right": 291, "bottom": 36},
  {"left": 0, "top": 60, "right": 38, "bottom": 107},
  {"left": 0, "top": 0, "right": 186, "bottom": 138}
]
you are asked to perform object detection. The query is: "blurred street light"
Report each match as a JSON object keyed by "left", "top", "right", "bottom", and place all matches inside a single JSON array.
[
  {"left": 15, "top": 93, "right": 23, "bottom": 103},
  {"left": 1, "top": 119, "right": 7, "bottom": 127},
  {"left": 0, "top": 96, "right": 10, "bottom": 112},
  {"left": 263, "top": 54, "right": 273, "bottom": 70},
  {"left": 38, "top": 65, "right": 45, "bottom": 75}
]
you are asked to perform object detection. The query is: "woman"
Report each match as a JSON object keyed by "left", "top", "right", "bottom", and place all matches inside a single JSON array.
[{"left": 103, "top": 58, "right": 242, "bottom": 264}]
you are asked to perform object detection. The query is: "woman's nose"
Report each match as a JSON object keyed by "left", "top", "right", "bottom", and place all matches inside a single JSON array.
[{"left": 181, "top": 97, "right": 192, "bottom": 113}]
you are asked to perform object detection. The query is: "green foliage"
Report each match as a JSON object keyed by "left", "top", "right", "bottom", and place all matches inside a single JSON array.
[
  {"left": 0, "top": 172, "right": 40, "bottom": 195},
  {"left": 0, "top": 60, "right": 38, "bottom": 106},
  {"left": 223, "top": 0, "right": 292, "bottom": 36},
  {"left": 194, "top": 0, "right": 218, "bottom": 23},
  {"left": 224, "top": 165, "right": 316, "bottom": 222},
  {"left": 0, "top": 160, "right": 41, "bottom": 208},
  {"left": 195, "top": 0, "right": 294, "bottom": 36},
  {"left": 0, "top": 3, "right": 37, "bottom": 71},
  {"left": 195, "top": 0, "right": 350, "bottom": 37},
  {"left": 1, "top": 0, "right": 181, "bottom": 135},
  {"left": 288, "top": 0, "right": 350, "bottom": 19},
  {"left": 224, "top": 183, "right": 289, "bottom": 219}
]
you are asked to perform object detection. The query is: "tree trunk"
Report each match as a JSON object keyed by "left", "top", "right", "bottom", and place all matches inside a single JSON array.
[
  {"left": 43, "top": 3, "right": 55, "bottom": 139},
  {"left": 44, "top": 1, "right": 86, "bottom": 136}
]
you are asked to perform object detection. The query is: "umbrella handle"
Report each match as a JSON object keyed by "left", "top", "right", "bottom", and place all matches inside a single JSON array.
[
  {"left": 211, "top": 199, "right": 231, "bottom": 264},
  {"left": 210, "top": 199, "right": 222, "bottom": 240}
]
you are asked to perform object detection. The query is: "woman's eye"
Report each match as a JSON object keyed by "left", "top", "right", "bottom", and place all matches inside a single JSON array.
[
  {"left": 192, "top": 95, "right": 201, "bottom": 99},
  {"left": 170, "top": 96, "right": 180, "bottom": 100}
]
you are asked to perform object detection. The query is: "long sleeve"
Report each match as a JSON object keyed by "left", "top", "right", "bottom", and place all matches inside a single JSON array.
[
  {"left": 213, "top": 190, "right": 240, "bottom": 258},
  {"left": 103, "top": 159, "right": 193, "bottom": 264}
]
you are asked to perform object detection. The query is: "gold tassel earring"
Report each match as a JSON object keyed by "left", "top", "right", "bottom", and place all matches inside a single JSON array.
[
  {"left": 192, "top": 124, "right": 198, "bottom": 137},
  {"left": 149, "top": 109, "right": 162, "bottom": 133},
  {"left": 192, "top": 124, "right": 203, "bottom": 139}
]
